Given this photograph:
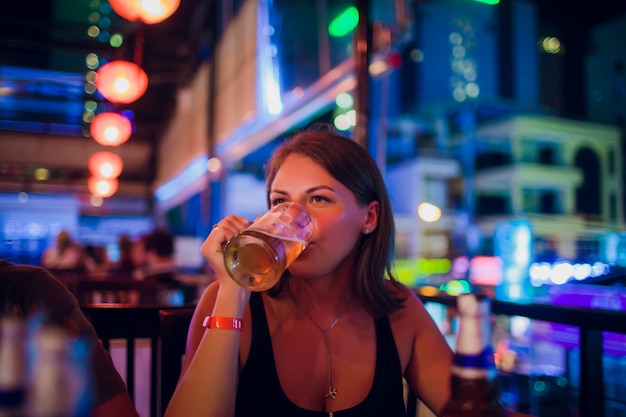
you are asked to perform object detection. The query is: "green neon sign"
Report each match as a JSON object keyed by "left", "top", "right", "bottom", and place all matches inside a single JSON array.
[{"left": 328, "top": 6, "right": 359, "bottom": 37}]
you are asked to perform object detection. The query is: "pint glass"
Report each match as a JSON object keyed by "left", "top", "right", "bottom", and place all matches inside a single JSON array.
[{"left": 223, "top": 202, "right": 314, "bottom": 291}]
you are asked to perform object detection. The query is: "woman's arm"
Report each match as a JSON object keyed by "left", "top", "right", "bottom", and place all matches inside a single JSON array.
[
  {"left": 164, "top": 282, "right": 249, "bottom": 417},
  {"left": 402, "top": 291, "right": 454, "bottom": 416},
  {"left": 400, "top": 291, "right": 534, "bottom": 417},
  {"left": 164, "top": 215, "right": 251, "bottom": 417}
]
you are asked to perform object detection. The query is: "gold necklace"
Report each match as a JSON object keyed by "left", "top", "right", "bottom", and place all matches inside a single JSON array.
[{"left": 289, "top": 287, "right": 355, "bottom": 415}]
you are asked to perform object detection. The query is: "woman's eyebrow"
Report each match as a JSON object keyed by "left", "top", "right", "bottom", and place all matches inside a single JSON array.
[
  {"left": 268, "top": 189, "right": 288, "bottom": 197},
  {"left": 307, "top": 185, "right": 335, "bottom": 193},
  {"left": 270, "top": 185, "right": 335, "bottom": 195}
]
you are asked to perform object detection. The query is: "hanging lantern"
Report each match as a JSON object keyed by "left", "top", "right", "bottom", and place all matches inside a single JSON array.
[
  {"left": 88, "top": 151, "right": 123, "bottom": 180},
  {"left": 90, "top": 112, "right": 132, "bottom": 146},
  {"left": 96, "top": 60, "right": 148, "bottom": 104},
  {"left": 88, "top": 177, "right": 119, "bottom": 198},
  {"left": 109, "top": 0, "right": 181, "bottom": 24}
]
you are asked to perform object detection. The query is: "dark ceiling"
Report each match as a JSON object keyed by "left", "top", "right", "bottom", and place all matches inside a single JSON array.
[
  {"left": 1, "top": 0, "right": 623, "bottom": 141},
  {"left": 1, "top": 0, "right": 625, "bottom": 136},
  {"left": 0, "top": 0, "right": 217, "bottom": 201},
  {"left": 0, "top": 0, "right": 213, "bottom": 142}
]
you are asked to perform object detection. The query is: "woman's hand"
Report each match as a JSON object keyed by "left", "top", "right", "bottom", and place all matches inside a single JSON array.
[{"left": 201, "top": 215, "right": 251, "bottom": 288}]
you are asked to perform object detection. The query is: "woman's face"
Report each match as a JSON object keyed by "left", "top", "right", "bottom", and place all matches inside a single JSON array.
[{"left": 269, "top": 154, "right": 375, "bottom": 280}]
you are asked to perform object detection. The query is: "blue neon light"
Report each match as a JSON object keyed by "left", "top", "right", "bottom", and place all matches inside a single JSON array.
[{"left": 154, "top": 156, "right": 209, "bottom": 202}]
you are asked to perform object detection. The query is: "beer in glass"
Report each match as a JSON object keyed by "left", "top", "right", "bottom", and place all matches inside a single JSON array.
[{"left": 223, "top": 202, "right": 314, "bottom": 291}]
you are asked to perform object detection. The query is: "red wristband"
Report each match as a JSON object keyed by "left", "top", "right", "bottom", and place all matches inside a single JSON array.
[{"left": 202, "top": 316, "right": 244, "bottom": 331}]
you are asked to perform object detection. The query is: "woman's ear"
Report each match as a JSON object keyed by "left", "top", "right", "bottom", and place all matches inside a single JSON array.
[{"left": 362, "top": 201, "right": 379, "bottom": 234}]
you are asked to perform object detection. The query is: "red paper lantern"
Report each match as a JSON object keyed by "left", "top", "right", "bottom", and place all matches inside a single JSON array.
[
  {"left": 96, "top": 61, "right": 148, "bottom": 104},
  {"left": 88, "top": 177, "right": 119, "bottom": 198},
  {"left": 88, "top": 151, "right": 123, "bottom": 180},
  {"left": 90, "top": 112, "right": 132, "bottom": 146},
  {"left": 109, "top": 0, "right": 181, "bottom": 24}
]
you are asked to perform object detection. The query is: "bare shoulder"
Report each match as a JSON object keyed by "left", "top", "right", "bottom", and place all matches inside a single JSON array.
[
  {"left": 385, "top": 281, "right": 428, "bottom": 324},
  {"left": 385, "top": 281, "right": 429, "bottom": 342},
  {"left": 385, "top": 282, "right": 453, "bottom": 413},
  {"left": 385, "top": 281, "right": 450, "bottom": 364}
]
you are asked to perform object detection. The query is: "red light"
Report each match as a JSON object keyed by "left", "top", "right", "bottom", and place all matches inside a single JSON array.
[
  {"left": 88, "top": 177, "right": 119, "bottom": 198},
  {"left": 387, "top": 51, "right": 402, "bottom": 69},
  {"left": 88, "top": 151, "right": 123, "bottom": 180},
  {"left": 96, "top": 61, "right": 148, "bottom": 104},
  {"left": 90, "top": 112, "right": 132, "bottom": 146},
  {"left": 109, "top": 0, "right": 181, "bottom": 24}
]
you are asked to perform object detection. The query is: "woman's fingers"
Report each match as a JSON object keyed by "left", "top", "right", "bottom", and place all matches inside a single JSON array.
[{"left": 201, "top": 215, "right": 250, "bottom": 261}]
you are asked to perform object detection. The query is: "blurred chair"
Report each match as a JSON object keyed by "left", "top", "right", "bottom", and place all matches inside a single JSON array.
[
  {"left": 81, "top": 305, "right": 194, "bottom": 417},
  {"left": 157, "top": 308, "right": 194, "bottom": 416},
  {"left": 77, "top": 279, "right": 159, "bottom": 304}
]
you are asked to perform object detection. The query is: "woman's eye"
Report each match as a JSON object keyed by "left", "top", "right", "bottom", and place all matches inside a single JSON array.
[
  {"left": 311, "top": 195, "right": 328, "bottom": 203},
  {"left": 271, "top": 198, "right": 286, "bottom": 206}
]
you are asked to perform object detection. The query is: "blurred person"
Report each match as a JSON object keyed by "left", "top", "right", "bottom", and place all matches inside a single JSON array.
[
  {"left": 0, "top": 259, "right": 139, "bottom": 417},
  {"left": 41, "top": 230, "right": 89, "bottom": 271},
  {"left": 108, "top": 234, "right": 136, "bottom": 278},
  {"left": 133, "top": 229, "right": 177, "bottom": 281},
  {"left": 84, "top": 244, "right": 111, "bottom": 276},
  {"left": 134, "top": 229, "right": 195, "bottom": 304},
  {"left": 129, "top": 234, "right": 148, "bottom": 277}
]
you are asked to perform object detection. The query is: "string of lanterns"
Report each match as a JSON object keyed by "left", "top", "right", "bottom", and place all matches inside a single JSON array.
[{"left": 87, "top": 0, "right": 180, "bottom": 199}]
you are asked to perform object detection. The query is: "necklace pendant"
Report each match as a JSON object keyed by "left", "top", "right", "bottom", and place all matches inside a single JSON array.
[{"left": 325, "top": 386, "right": 338, "bottom": 400}]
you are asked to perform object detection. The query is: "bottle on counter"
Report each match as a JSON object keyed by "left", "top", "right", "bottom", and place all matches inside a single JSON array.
[
  {"left": 0, "top": 316, "right": 27, "bottom": 417},
  {"left": 441, "top": 293, "right": 509, "bottom": 417}
]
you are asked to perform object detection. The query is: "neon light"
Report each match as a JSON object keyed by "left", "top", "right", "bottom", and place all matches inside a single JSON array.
[
  {"left": 529, "top": 261, "right": 610, "bottom": 286},
  {"left": 329, "top": 7, "right": 359, "bottom": 37},
  {"left": 439, "top": 280, "right": 470, "bottom": 295},
  {"left": 469, "top": 256, "right": 503, "bottom": 286},
  {"left": 154, "top": 156, "right": 209, "bottom": 202},
  {"left": 394, "top": 258, "right": 452, "bottom": 286}
]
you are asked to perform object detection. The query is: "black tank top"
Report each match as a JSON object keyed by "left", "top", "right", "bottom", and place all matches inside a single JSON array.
[{"left": 235, "top": 292, "right": 407, "bottom": 417}]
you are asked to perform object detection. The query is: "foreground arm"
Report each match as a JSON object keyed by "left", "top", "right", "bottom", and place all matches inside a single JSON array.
[
  {"left": 91, "top": 391, "right": 139, "bottom": 417},
  {"left": 0, "top": 263, "right": 140, "bottom": 417},
  {"left": 165, "top": 216, "right": 251, "bottom": 417}
]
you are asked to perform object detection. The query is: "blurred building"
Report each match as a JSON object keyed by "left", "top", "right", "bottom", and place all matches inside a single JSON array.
[{"left": 471, "top": 114, "right": 623, "bottom": 262}]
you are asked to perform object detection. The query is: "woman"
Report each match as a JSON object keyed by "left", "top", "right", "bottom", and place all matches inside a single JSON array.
[{"left": 165, "top": 128, "right": 454, "bottom": 417}]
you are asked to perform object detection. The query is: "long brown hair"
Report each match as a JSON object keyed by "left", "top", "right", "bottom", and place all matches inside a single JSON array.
[{"left": 264, "top": 126, "right": 405, "bottom": 316}]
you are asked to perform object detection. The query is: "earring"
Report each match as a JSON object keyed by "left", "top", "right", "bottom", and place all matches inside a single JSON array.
[{"left": 364, "top": 228, "right": 370, "bottom": 234}]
